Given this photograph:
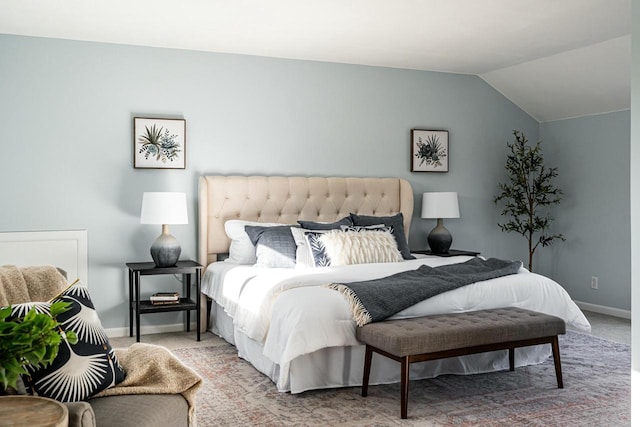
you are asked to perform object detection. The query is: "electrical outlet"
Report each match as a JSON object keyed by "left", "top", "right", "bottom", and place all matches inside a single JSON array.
[{"left": 591, "top": 276, "right": 598, "bottom": 290}]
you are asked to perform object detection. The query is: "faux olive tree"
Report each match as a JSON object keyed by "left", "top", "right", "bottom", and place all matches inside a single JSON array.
[{"left": 494, "top": 130, "right": 565, "bottom": 272}]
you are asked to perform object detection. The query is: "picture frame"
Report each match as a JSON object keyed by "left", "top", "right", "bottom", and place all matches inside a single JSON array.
[
  {"left": 133, "top": 117, "right": 186, "bottom": 169},
  {"left": 411, "top": 129, "right": 449, "bottom": 172}
]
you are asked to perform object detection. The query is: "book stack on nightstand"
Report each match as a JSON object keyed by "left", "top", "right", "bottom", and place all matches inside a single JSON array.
[{"left": 150, "top": 292, "right": 180, "bottom": 305}]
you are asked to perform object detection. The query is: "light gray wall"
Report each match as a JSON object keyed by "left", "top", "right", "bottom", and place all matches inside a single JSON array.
[
  {"left": 1, "top": 34, "right": 536, "bottom": 329},
  {"left": 539, "top": 111, "right": 631, "bottom": 310}
]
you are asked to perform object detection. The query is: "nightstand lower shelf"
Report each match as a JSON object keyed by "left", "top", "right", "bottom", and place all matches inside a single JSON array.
[
  {"left": 413, "top": 249, "right": 480, "bottom": 257},
  {"left": 133, "top": 298, "right": 197, "bottom": 314}
]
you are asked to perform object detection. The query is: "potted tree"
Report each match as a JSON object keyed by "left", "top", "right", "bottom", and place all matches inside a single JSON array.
[
  {"left": 494, "top": 130, "right": 565, "bottom": 272},
  {"left": 0, "top": 301, "right": 77, "bottom": 393}
]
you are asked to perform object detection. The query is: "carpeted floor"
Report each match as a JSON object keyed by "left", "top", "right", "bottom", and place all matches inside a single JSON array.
[{"left": 172, "top": 330, "right": 630, "bottom": 426}]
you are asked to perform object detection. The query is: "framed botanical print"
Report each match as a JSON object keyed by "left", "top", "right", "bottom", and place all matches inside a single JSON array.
[
  {"left": 133, "top": 117, "right": 186, "bottom": 169},
  {"left": 411, "top": 129, "right": 449, "bottom": 172}
]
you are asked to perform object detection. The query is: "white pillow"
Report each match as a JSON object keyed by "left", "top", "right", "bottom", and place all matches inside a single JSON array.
[
  {"left": 319, "top": 230, "right": 402, "bottom": 266},
  {"left": 224, "top": 220, "right": 282, "bottom": 264}
]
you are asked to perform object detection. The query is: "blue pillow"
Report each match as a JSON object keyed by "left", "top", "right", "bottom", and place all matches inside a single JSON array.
[
  {"left": 245, "top": 225, "right": 298, "bottom": 268},
  {"left": 349, "top": 213, "right": 415, "bottom": 260}
]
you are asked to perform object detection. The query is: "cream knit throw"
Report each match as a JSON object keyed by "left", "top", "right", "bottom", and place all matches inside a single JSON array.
[
  {"left": 0, "top": 264, "right": 68, "bottom": 306},
  {"left": 93, "top": 343, "right": 203, "bottom": 426}
]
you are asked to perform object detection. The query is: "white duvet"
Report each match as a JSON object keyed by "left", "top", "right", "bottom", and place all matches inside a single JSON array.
[{"left": 202, "top": 255, "right": 591, "bottom": 375}]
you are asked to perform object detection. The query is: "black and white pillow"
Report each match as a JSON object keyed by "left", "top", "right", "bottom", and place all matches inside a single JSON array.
[
  {"left": 9, "top": 283, "right": 125, "bottom": 402},
  {"left": 304, "top": 231, "right": 333, "bottom": 267},
  {"left": 292, "top": 218, "right": 359, "bottom": 267},
  {"left": 289, "top": 228, "right": 327, "bottom": 267},
  {"left": 340, "top": 224, "right": 393, "bottom": 233}
]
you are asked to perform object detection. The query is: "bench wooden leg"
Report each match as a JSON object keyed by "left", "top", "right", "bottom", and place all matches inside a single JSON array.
[
  {"left": 509, "top": 348, "right": 515, "bottom": 371},
  {"left": 400, "top": 356, "right": 410, "bottom": 419},
  {"left": 551, "top": 336, "right": 564, "bottom": 388},
  {"left": 360, "top": 332, "right": 564, "bottom": 420},
  {"left": 362, "top": 345, "right": 373, "bottom": 397}
]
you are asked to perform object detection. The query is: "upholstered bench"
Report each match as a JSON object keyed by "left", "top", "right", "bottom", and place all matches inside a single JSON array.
[{"left": 356, "top": 307, "right": 566, "bottom": 419}]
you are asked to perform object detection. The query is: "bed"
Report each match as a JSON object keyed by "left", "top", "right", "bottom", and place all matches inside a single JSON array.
[{"left": 197, "top": 175, "right": 590, "bottom": 393}]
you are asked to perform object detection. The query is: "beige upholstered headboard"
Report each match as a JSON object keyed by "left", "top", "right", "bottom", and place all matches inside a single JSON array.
[{"left": 198, "top": 176, "right": 414, "bottom": 268}]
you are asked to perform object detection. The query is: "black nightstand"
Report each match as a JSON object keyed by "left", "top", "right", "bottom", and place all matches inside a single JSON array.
[
  {"left": 413, "top": 249, "right": 480, "bottom": 257},
  {"left": 126, "top": 260, "right": 202, "bottom": 342}
]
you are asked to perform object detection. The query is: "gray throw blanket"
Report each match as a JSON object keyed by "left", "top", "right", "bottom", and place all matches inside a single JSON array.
[{"left": 327, "top": 257, "right": 522, "bottom": 326}]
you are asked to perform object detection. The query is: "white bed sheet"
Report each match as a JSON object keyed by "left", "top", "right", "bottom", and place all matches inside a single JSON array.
[{"left": 202, "top": 255, "right": 591, "bottom": 393}]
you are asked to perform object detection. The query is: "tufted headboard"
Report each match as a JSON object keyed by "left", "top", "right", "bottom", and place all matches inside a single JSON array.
[{"left": 198, "top": 175, "right": 414, "bottom": 268}]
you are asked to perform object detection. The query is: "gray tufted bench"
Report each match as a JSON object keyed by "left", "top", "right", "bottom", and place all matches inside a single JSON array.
[{"left": 356, "top": 307, "right": 566, "bottom": 419}]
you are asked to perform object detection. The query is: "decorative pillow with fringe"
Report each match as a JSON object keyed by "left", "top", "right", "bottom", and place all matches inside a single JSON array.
[
  {"left": 349, "top": 213, "right": 415, "bottom": 260},
  {"left": 319, "top": 230, "right": 402, "bottom": 266}
]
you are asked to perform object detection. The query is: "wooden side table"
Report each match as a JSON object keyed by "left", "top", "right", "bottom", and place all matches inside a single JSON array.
[
  {"left": 126, "top": 260, "right": 203, "bottom": 342},
  {"left": 0, "top": 395, "right": 68, "bottom": 427}
]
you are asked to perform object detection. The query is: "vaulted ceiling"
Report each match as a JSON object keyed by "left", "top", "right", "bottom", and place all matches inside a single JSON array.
[{"left": 0, "top": 0, "right": 630, "bottom": 122}]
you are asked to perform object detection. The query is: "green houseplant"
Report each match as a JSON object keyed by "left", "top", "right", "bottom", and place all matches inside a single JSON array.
[
  {"left": 494, "top": 130, "right": 565, "bottom": 272},
  {"left": 0, "top": 301, "right": 77, "bottom": 392}
]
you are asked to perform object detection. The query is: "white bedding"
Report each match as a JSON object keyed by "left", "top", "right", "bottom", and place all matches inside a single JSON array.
[{"left": 202, "top": 255, "right": 590, "bottom": 392}]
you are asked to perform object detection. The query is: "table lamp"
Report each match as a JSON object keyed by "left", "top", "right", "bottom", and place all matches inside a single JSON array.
[
  {"left": 140, "top": 192, "right": 188, "bottom": 267},
  {"left": 421, "top": 192, "right": 460, "bottom": 254}
]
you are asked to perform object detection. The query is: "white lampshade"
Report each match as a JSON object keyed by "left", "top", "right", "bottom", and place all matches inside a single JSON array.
[
  {"left": 140, "top": 192, "right": 188, "bottom": 225},
  {"left": 421, "top": 192, "right": 460, "bottom": 219}
]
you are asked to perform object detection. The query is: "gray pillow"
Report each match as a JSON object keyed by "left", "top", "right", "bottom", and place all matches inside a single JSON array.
[
  {"left": 349, "top": 213, "right": 415, "bottom": 260},
  {"left": 245, "top": 225, "right": 298, "bottom": 268},
  {"left": 297, "top": 216, "right": 353, "bottom": 230}
]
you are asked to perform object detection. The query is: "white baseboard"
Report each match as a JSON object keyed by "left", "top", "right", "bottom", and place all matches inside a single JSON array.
[
  {"left": 574, "top": 300, "right": 631, "bottom": 320},
  {"left": 105, "top": 321, "right": 197, "bottom": 338}
]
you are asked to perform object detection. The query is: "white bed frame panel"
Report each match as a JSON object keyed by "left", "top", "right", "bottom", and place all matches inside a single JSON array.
[{"left": 0, "top": 230, "right": 88, "bottom": 284}]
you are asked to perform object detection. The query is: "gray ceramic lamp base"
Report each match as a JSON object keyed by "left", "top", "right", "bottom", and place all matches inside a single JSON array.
[
  {"left": 150, "top": 232, "right": 181, "bottom": 267},
  {"left": 427, "top": 218, "right": 453, "bottom": 254}
]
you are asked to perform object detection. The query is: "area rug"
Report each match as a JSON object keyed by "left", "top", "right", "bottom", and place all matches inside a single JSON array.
[{"left": 172, "top": 331, "right": 630, "bottom": 426}]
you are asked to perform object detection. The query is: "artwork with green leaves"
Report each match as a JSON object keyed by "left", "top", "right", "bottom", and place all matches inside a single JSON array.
[
  {"left": 134, "top": 117, "right": 186, "bottom": 169},
  {"left": 411, "top": 129, "right": 449, "bottom": 172}
]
